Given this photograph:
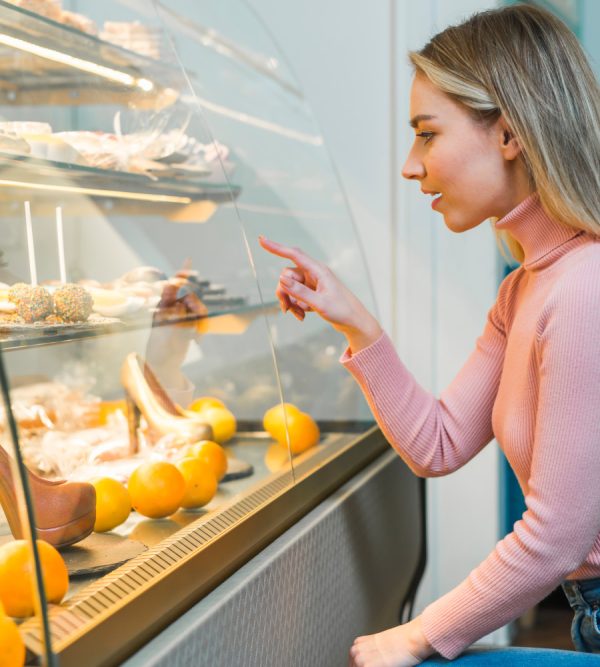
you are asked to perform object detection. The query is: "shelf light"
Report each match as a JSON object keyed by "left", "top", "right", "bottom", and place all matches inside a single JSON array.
[
  {"left": 0, "top": 33, "right": 154, "bottom": 92},
  {"left": 0, "top": 178, "right": 191, "bottom": 203}
]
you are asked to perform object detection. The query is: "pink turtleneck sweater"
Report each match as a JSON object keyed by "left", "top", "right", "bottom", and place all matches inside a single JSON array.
[{"left": 341, "top": 195, "right": 600, "bottom": 659}]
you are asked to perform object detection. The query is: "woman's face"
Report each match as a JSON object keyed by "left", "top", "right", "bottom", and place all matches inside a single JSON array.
[{"left": 402, "top": 74, "right": 530, "bottom": 232}]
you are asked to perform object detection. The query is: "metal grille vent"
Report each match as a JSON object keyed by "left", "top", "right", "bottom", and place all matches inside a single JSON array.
[{"left": 21, "top": 467, "right": 296, "bottom": 649}]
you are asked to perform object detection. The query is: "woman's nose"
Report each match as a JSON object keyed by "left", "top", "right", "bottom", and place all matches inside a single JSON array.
[{"left": 402, "top": 149, "right": 425, "bottom": 180}]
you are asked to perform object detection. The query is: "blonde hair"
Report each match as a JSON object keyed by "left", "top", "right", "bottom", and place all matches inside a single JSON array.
[{"left": 409, "top": 4, "right": 600, "bottom": 263}]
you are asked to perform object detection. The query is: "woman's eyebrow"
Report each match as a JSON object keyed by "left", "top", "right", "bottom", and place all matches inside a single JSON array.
[{"left": 409, "top": 114, "right": 437, "bottom": 128}]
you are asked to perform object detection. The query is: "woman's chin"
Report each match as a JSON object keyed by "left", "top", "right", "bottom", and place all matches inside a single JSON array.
[
  {"left": 443, "top": 213, "right": 481, "bottom": 233},
  {"left": 442, "top": 216, "right": 464, "bottom": 233}
]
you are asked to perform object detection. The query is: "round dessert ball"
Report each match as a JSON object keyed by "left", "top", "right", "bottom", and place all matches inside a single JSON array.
[
  {"left": 8, "top": 282, "right": 31, "bottom": 304},
  {"left": 16, "top": 286, "right": 53, "bottom": 323},
  {"left": 54, "top": 284, "right": 93, "bottom": 322}
]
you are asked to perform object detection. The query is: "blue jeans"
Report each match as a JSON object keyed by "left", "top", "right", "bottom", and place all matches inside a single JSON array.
[
  {"left": 418, "top": 576, "right": 600, "bottom": 664},
  {"left": 562, "top": 577, "right": 600, "bottom": 653},
  {"left": 422, "top": 647, "right": 600, "bottom": 664}
]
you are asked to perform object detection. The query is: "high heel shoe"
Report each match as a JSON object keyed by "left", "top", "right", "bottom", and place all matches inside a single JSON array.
[
  {"left": 0, "top": 445, "right": 96, "bottom": 548},
  {"left": 121, "top": 353, "right": 213, "bottom": 452}
]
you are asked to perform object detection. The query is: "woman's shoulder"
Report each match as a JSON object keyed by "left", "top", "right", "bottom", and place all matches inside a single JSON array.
[
  {"left": 552, "top": 237, "right": 600, "bottom": 282},
  {"left": 545, "top": 239, "right": 600, "bottom": 309}
]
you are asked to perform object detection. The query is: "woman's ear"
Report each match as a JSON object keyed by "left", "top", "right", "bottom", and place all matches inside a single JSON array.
[{"left": 497, "top": 116, "right": 522, "bottom": 160}]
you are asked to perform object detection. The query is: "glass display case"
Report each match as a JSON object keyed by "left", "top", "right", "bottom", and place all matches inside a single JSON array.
[{"left": 0, "top": 1, "right": 393, "bottom": 664}]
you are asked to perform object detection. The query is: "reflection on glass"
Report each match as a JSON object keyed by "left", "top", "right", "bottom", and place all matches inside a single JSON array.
[{"left": 0, "top": 0, "right": 378, "bottom": 663}]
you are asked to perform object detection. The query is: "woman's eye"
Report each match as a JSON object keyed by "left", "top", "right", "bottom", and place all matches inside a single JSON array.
[{"left": 416, "top": 131, "right": 434, "bottom": 144}]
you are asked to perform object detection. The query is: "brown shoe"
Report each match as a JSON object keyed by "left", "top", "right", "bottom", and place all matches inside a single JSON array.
[{"left": 0, "top": 445, "right": 96, "bottom": 549}]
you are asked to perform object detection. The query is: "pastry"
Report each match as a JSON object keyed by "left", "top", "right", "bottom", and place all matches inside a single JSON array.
[
  {"left": 21, "top": 134, "right": 83, "bottom": 163},
  {"left": 100, "top": 21, "right": 162, "bottom": 59},
  {"left": 8, "top": 282, "right": 31, "bottom": 304},
  {"left": 0, "top": 121, "right": 52, "bottom": 136},
  {"left": 53, "top": 284, "right": 92, "bottom": 322},
  {"left": 87, "top": 287, "right": 127, "bottom": 309},
  {"left": 15, "top": 286, "right": 53, "bottom": 323},
  {"left": 119, "top": 266, "right": 167, "bottom": 284},
  {"left": 4, "top": 0, "right": 61, "bottom": 21},
  {"left": 0, "top": 132, "right": 31, "bottom": 156},
  {"left": 59, "top": 10, "right": 97, "bottom": 35}
]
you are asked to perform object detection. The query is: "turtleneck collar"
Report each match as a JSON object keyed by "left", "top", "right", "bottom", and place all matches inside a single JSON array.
[{"left": 495, "top": 193, "right": 589, "bottom": 270}]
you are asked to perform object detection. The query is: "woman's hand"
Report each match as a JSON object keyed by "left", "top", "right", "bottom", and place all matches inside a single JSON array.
[
  {"left": 349, "top": 618, "right": 434, "bottom": 667},
  {"left": 259, "top": 236, "right": 382, "bottom": 353}
]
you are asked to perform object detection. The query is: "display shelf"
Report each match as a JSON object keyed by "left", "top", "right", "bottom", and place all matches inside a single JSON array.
[
  {"left": 0, "top": 301, "right": 277, "bottom": 351},
  {"left": 0, "top": 152, "right": 239, "bottom": 211},
  {"left": 0, "top": 2, "right": 391, "bottom": 665},
  {"left": 18, "top": 427, "right": 389, "bottom": 667},
  {"left": 0, "top": 0, "right": 184, "bottom": 108}
]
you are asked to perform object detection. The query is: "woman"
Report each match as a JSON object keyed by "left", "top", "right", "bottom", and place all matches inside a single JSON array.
[{"left": 260, "top": 4, "right": 600, "bottom": 665}]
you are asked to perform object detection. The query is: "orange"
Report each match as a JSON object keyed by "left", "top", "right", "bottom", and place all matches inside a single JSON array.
[
  {"left": 91, "top": 478, "right": 131, "bottom": 532},
  {"left": 264, "top": 442, "right": 290, "bottom": 473},
  {"left": 187, "top": 396, "right": 226, "bottom": 413},
  {"left": 263, "top": 404, "right": 320, "bottom": 455},
  {"left": 0, "top": 540, "right": 69, "bottom": 618},
  {"left": 176, "top": 458, "right": 218, "bottom": 509},
  {"left": 128, "top": 461, "right": 185, "bottom": 519},
  {"left": 0, "top": 601, "right": 25, "bottom": 667},
  {"left": 97, "top": 400, "right": 128, "bottom": 426},
  {"left": 183, "top": 440, "right": 228, "bottom": 482},
  {"left": 262, "top": 403, "right": 301, "bottom": 436},
  {"left": 285, "top": 411, "right": 320, "bottom": 454},
  {"left": 197, "top": 406, "right": 236, "bottom": 443}
]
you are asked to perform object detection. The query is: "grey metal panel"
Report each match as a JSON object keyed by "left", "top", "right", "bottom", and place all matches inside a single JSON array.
[{"left": 123, "top": 450, "right": 423, "bottom": 667}]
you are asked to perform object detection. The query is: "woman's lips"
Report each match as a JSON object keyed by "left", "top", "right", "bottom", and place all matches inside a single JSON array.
[{"left": 422, "top": 189, "right": 443, "bottom": 210}]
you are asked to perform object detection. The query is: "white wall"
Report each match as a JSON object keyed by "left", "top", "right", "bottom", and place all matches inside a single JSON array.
[
  {"left": 582, "top": 0, "right": 600, "bottom": 74},
  {"left": 249, "top": 0, "right": 508, "bottom": 645}
]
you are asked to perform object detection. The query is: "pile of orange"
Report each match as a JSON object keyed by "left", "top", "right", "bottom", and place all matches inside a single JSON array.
[
  {"left": 91, "top": 478, "right": 131, "bottom": 532},
  {"left": 127, "top": 439, "right": 226, "bottom": 518},
  {"left": 96, "top": 399, "right": 128, "bottom": 426},
  {"left": 263, "top": 403, "right": 320, "bottom": 455},
  {"left": 128, "top": 461, "right": 186, "bottom": 519},
  {"left": 92, "top": 396, "right": 234, "bottom": 524},
  {"left": 0, "top": 600, "right": 24, "bottom": 667},
  {"left": 0, "top": 540, "right": 68, "bottom": 664},
  {"left": 0, "top": 540, "right": 69, "bottom": 618},
  {"left": 176, "top": 457, "right": 217, "bottom": 509},
  {"left": 186, "top": 396, "right": 237, "bottom": 444},
  {"left": 181, "top": 440, "right": 227, "bottom": 482}
]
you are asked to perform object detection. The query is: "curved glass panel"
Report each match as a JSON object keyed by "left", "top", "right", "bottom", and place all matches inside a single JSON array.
[
  {"left": 0, "top": 0, "right": 377, "bottom": 662},
  {"left": 155, "top": 0, "right": 377, "bottom": 474}
]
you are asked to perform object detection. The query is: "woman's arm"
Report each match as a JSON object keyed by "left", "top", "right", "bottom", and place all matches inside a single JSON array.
[
  {"left": 259, "top": 236, "right": 509, "bottom": 477},
  {"left": 419, "top": 268, "right": 600, "bottom": 659}
]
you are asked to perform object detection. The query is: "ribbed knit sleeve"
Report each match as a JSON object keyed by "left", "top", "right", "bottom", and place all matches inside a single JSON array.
[
  {"left": 341, "top": 246, "right": 600, "bottom": 659},
  {"left": 418, "top": 262, "right": 600, "bottom": 658},
  {"left": 341, "top": 278, "right": 510, "bottom": 477}
]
